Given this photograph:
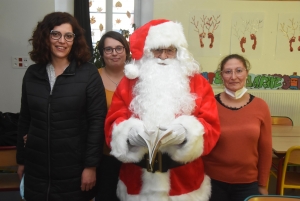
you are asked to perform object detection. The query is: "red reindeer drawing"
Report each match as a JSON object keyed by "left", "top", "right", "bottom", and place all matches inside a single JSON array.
[
  {"left": 233, "top": 20, "right": 250, "bottom": 53},
  {"left": 191, "top": 15, "right": 207, "bottom": 48},
  {"left": 205, "top": 15, "right": 220, "bottom": 48},
  {"left": 279, "top": 19, "right": 298, "bottom": 52},
  {"left": 249, "top": 20, "right": 263, "bottom": 50},
  {"left": 298, "top": 35, "right": 300, "bottom": 51}
]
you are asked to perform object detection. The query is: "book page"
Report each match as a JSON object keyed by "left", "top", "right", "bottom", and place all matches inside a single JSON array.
[{"left": 138, "top": 127, "right": 172, "bottom": 166}]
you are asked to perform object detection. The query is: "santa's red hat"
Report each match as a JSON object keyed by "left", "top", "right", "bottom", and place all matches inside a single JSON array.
[{"left": 124, "top": 19, "right": 188, "bottom": 79}]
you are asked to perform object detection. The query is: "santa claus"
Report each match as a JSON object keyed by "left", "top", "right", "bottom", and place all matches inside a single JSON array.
[{"left": 105, "top": 19, "right": 220, "bottom": 201}]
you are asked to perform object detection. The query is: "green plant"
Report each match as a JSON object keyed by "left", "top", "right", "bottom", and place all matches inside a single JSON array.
[{"left": 91, "top": 41, "right": 103, "bottom": 68}]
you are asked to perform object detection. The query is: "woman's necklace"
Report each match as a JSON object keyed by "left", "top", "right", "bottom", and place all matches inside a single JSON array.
[{"left": 104, "top": 69, "right": 120, "bottom": 87}]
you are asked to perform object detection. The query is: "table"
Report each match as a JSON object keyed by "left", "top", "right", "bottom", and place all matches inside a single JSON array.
[
  {"left": 272, "top": 127, "right": 300, "bottom": 194},
  {"left": 272, "top": 125, "right": 300, "bottom": 137}
]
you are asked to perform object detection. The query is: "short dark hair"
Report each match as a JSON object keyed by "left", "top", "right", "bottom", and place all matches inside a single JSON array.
[
  {"left": 28, "top": 12, "right": 91, "bottom": 65},
  {"left": 97, "top": 31, "right": 131, "bottom": 66},
  {"left": 217, "top": 54, "right": 251, "bottom": 72}
]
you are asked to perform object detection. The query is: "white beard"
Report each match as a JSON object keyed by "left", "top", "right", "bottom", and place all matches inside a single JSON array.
[{"left": 129, "top": 58, "right": 196, "bottom": 130}]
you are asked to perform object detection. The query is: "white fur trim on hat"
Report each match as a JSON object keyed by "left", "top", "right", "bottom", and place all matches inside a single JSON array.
[
  {"left": 124, "top": 62, "right": 139, "bottom": 79},
  {"left": 144, "top": 21, "right": 188, "bottom": 50}
]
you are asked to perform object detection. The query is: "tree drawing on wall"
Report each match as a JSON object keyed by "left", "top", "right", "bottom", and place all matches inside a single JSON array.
[
  {"left": 279, "top": 18, "right": 299, "bottom": 52},
  {"left": 232, "top": 18, "right": 263, "bottom": 53},
  {"left": 191, "top": 15, "right": 220, "bottom": 48},
  {"left": 298, "top": 21, "right": 300, "bottom": 51},
  {"left": 249, "top": 19, "right": 263, "bottom": 50}
]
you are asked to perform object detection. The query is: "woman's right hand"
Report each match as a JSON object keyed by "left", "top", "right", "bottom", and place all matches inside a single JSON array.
[
  {"left": 23, "top": 134, "right": 27, "bottom": 147},
  {"left": 17, "top": 165, "right": 25, "bottom": 180}
]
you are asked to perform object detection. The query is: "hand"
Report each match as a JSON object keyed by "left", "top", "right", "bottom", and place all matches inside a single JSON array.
[
  {"left": 81, "top": 167, "right": 96, "bottom": 191},
  {"left": 128, "top": 127, "right": 147, "bottom": 147},
  {"left": 17, "top": 165, "right": 25, "bottom": 180},
  {"left": 159, "top": 124, "right": 186, "bottom": 146},
  {"left": 23, "top": 134, "right": 27, "bottom": 147},
  {"left": 258, "top": 185, "right": 268, "bottom": 195}
]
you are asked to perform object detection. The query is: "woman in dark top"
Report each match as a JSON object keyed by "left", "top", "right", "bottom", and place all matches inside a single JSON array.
[{"left": 16, "top": 12, "right": 107, "bottom": 201}]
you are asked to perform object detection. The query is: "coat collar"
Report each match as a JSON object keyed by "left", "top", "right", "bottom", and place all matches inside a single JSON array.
[{"left": 34, "top": 60, "right": 77, "bottom": 80}]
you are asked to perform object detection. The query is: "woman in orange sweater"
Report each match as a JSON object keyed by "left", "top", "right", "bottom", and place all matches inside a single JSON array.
[
  {"left": 95, "top": 31, "right": 130, "bottom": 201},
  {"left": 203, "top": 54, "right": 272, "bottom": 201}
]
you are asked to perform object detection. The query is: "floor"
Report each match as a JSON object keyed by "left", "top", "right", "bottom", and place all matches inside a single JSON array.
[{"left": 0, "top": 175, "right": 299, "bottom": 201}]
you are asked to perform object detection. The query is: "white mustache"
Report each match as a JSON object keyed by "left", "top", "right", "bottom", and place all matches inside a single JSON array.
[{"left": 155, "top": 58, "right": 173, "bottom": 65}]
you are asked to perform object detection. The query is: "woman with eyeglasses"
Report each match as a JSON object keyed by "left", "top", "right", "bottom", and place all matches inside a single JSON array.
[
  {"left": 16, "top": 12, "right": 107, "bottom": 201},
  {"left": 95, "top": 31, "right": 130, "bottom": 201},
  {"left": 203, "top": 54, "right": 272, "bottom": 201}
]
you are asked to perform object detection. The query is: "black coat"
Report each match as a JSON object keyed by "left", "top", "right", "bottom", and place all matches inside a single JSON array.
[{"left": 16, "top": 60, "right": 107, "bottom": 201}]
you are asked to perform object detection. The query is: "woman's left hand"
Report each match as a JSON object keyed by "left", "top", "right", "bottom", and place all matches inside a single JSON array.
[
  {"left": 81, "top": 167, "right": 96, "bottom": 191},
  {"left": 258, "top": 185, "right": 268, "bottom": 195}
]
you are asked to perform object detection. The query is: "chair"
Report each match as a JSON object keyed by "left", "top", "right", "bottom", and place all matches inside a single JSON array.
[
  {"left": 280, "top": 146, "right": 300, "bottom": 195},
  {"left": 270, "top": 116, "right": 294, "bottom": 178},
  {"left": 0, "top": 146, "right": 20, "bottom": 192},
  {"left": 271, "top": 116, "right": 293, "bottom": 126},
  {"left": 245, "top": 195, "right": 300, "bottom": 201}
]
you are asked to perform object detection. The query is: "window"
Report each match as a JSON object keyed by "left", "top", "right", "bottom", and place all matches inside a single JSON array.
[{"left": 89, "top": 0, "right": 135, "bottom": 45}]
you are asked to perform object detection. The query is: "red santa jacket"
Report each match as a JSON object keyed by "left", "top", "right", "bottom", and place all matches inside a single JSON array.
[{"left": 105, "top": 73, "right": 220, "bottom": 201}]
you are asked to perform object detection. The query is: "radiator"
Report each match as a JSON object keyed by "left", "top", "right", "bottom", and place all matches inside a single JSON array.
[{"left": 212, "top": 87, "right": 300, "bottom": 126}]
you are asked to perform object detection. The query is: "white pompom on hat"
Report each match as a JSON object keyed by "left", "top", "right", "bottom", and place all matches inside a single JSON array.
[{"left": 124, "top": 19, "right": 188, "bottom": 79}]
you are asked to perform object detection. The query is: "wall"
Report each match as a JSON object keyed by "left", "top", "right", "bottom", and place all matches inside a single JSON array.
[
  {"left": 153, "top": 0, "right": 300, "bottom": 75},
  {"left": 0, "top": 0, "right": 73, "bottom": 113}
]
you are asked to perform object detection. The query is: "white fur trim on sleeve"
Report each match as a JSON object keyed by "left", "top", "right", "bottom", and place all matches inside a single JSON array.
[
  {"left": 110, "top": 118, "right": 148, "bottom": 163},
  {"left": 161, "top": 115, "right": 204, "bottom": 163}
]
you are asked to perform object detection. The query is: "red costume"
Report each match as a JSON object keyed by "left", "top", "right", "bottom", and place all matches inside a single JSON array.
[{"left": 104, "top": 19, "right": 220, "bottom": 201}]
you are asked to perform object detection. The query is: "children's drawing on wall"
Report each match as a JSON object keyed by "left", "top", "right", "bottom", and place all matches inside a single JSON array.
[
  {"left": 188, "top": 10, "right": 221, "bottom": 56},
  {"left": 276, "top": 13, "right": 300, "bottom": 59},
  {"left": 230, "top": 12, "right": 264, "bottom": 58},
  {"left": 201, "top": 71, "right": 300, "bottom": 90}
]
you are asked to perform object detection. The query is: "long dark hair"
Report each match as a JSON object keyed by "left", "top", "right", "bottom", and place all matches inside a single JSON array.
[
  {"left": 97, "top": 31, "right": 131, "bottom": 66},
  {"left": 28, "top": 12, "right": 91, "bottom": 65}
]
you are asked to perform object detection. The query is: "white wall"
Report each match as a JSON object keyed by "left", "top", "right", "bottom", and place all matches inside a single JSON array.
[{"left": 0, "top": 0, "right": 74, "bottom": 113}]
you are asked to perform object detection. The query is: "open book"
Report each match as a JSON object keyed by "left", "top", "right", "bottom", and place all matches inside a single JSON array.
[{"left": 138, "top": 126, "right": 172, "bottom": 171}]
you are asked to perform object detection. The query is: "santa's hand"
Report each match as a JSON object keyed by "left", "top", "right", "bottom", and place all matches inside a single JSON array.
[
  {"left": 159, "top": 124, "right": 186, "bottom": 146},
  {"left": 128, "top": 127, "right": 147, "bottom": 147}
]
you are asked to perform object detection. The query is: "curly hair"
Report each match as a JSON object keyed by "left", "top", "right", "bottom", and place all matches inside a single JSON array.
[
  {"left": 217, "top": 54, "right": 251, "bottom": 72},
  {"left": 28, "top": 12, "right": 91, "bottom": 65},
  {"left": 97, "top": 31, "right": 131, "bottom": 66}
]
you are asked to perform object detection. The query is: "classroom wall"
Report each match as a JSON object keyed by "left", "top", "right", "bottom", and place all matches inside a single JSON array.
[{"left": 153, "top": 0, "right": 300, "bottom": 75}]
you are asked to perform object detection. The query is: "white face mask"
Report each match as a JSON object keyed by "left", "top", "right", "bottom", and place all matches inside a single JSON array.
[{"left": 224, "top": 87, "right": 248, "bottom": 99}]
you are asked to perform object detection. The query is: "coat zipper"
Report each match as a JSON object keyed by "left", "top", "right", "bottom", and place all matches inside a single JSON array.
[
  {"left": 46, "top": 94, "right": 51, "bottom": 201},
  {"left": 46, "top": 76, "right": 55, "bottom": 201},
  {"left": 45, "top": 69, "right": 74, "bottom": 201}
]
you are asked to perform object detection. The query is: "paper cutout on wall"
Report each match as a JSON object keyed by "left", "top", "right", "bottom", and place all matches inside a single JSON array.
[
  {"left": 231, "top": 12, "right": 264, "bottom": 58},
  {"left": 276, "top": 13, "right": 300, "bottom": 59},
  {"left": 201, "top": 71, "right": 300, "bottom": 90},
  {"left": 188, "top": 10, "right": 222, "bottom": 57}
]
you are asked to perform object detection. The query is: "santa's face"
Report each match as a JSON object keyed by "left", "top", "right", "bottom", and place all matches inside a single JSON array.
[
  {"left": 151, "top": 46, "right": 177, "bottom": 62},
  {"left": 129, "top": 57, "right": 196, "bottom": 130}
]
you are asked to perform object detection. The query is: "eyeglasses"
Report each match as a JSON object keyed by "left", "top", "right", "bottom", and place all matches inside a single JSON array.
[
  {"left": 151, "top": 48, "right": 177, "bottom": 56},
  {"left": 103, "top": 46, "right": 125, "bottom": 54},
  {"left": 50, "top": 30, "right": 75, "bottom": 42},
  {"left": 221, "top": 68, "right": 246, "bottom": 78}
]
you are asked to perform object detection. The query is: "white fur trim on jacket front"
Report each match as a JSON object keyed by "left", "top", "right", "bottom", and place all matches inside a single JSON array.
[
  {"left": 117, "top": 174, "right": 211, "bottom": 201},
  {"left": 161, "top": 115, "right": 205, "bottom": 163},
  {"left": 110, "top": 118, "right": 148, "bottom": 163}
]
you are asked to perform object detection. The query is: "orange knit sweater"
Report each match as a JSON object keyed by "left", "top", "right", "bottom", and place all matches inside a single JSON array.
[{"left": 203, "top": 94, "right": 272, "bottom": 187}]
